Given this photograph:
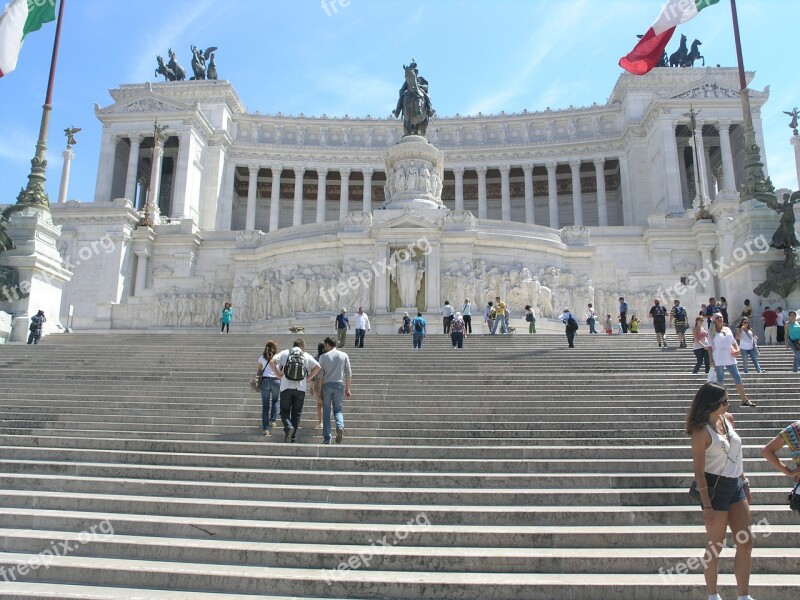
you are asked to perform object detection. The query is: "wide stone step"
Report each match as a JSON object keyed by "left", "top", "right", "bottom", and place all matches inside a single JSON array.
[{"left": 0, "top": 553, "right": 797, "bottom": 600}]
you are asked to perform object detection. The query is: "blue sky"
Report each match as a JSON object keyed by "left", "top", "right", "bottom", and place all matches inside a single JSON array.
[{"left": 0, "top": 0, "right": 797, "bottom": 206}]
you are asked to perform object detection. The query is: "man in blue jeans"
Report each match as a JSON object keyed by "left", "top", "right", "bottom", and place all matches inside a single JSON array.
[{"left": 318, "top": 337, "right": 352, "bottom": 444}]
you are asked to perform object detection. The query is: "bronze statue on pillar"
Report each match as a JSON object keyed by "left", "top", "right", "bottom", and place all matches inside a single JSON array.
[{"left": 392, "top": 60, "right": 435, "bottom": 137}]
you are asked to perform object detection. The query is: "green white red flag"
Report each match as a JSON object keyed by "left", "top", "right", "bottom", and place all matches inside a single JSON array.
[
  {"left": 0, "top": 0, "right": 56, "bottom": 78},
  {"left": 619, "top": 0, "right": 720, "bottom": 75}
]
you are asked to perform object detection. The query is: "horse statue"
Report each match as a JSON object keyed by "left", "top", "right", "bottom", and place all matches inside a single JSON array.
[
  {"left": 392, "top": 61, "right": 435, "bottom": 137},
  {"left": 682, "top": 39, "right": 705, "bottom": 67},
  {"left": 154, "top": 56, "right": 175, "bottom": 82},
  {"left": 167, "top": 48, "right": 186, "bottom": 81},
  {"left": 190, "top": 45, "right": 218, "bottom": 80},
  {"left": 669, "top": 34, "right": 688, "bottom": 68}
]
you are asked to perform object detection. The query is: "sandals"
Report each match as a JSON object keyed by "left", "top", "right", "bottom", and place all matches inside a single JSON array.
[{"left": 741, "top": 400, "right": 757, "bottom": 407}]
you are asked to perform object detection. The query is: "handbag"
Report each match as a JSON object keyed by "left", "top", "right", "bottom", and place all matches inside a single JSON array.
[
  {"left": 790, "top": 482, "right": 800, "bottom": 512},
  {"left": 249, "top": 375, "right": 262, "bottom": 392}
]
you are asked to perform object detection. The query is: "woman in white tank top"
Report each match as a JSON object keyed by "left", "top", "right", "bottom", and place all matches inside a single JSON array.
[{"left": 685, "top": 382, "right": 755, "bottom": 600}]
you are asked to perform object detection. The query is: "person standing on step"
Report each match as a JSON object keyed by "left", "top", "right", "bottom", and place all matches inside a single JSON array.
[
  {"left": 669, "top": 299, "right": 688, "bottom": 348},
  {"left": 686, "top": 382, "right": 756, "bottom": 600},
  {"left": 708, "top": 314, "right": 755, "bottom": 407},
  {"left": 525, "top": 304, "right": 537, "bottom": 334},
  {"left": 719, "top": 297, "right": 730, "bottom": 326},
  {"left": 484, "top": 301, "right": 495, "bottom": 335},
  {"left": 491, "top": 296, "right": 508, "bottom": 335},
  {"left": 649, "top": 298, "right": 668, "bottom": 348},
  {"left": 461, "top": 299, "right": 473, "bottom": 335},
  {"left": 585, "top": 303, "right": 597, "bottom": 334},
  {"left": 785, "top": 310, "right": 800, "bottom": 373},
  {"left": 560, "top": 308, "right": 578, "bottom": 348},
  {"left": 776, "top": 307, "right": 787, "bottom": 345},
  {"left": 739, "top": 299, "right": 753, "bottom": 329},
  {"left": 318, "top": 337, "right": 351, "bottom": 445},
  {"left": 334, "top": 308, "right": 350, "bottom": 349},
  {"left": 705, "top": 297, "right": 721, "bottom": 328},
  {"left": 257, "top": 340, "right": 281, "bottom": 435},
  {"left": 27, "top": 310, "right": 46, "bottom": 345},
  {"left": 441, "top": 300, "right": 454, "bottom": 335},
  {"left": 402, "top": 312, "right": 411, "bottom": 334},
  {"left": 314, "top": 342, "right": 327, "bottom": 429},
  {"left": 761, "top": 306, "right": 778, "bottom": 345},
  {"left": 618, "top": 297, "right": 629, "bottom": 333},
  {"left": 412, "top": 312, "right": 426, "bottom": 349},
  {"left": 451, "top": 312, "right": 465, "bottom": 348},
  {"left": 354, "top": 306, "right": 370, "bottom": 348},
  {"left": 269, "top": 338, "right": 321, "bottom": 443},
  {"left": 604, "top": 314, "right": 613, "bottom": 335},
  {"left": 629, "top": 314, "right": 640, "bottom": 334},
  {"left": 736, "top": 318, "right": 764, "bottom": 374},
  {"left": 692, "top": 316, "right": 711, "bottom": 374},
  {"left": 220, "top": 302, "right": 233, "bottom": 334}
]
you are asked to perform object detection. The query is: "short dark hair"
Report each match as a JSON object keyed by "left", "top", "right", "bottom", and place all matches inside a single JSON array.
[
  {"left": 293, "top": 338, "right": 305, "bottom": 349},
  {"left": 323, "top": 336, "right": 337, "bottom": 348},
  {"left": 417, "top": 312, "right": 423, "bottom": 317}
]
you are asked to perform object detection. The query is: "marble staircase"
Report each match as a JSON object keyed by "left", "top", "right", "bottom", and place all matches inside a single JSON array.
[{"left": 0, "top": 332, "right": 799, "bottom": 599}]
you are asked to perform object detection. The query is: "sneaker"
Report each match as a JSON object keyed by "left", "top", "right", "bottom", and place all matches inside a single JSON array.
[
  {"left": 263, "top": 430, "right": 269, "bottom": 436},
  {"left": 270, "top": 419, "right": 276, "bottom": 426},
  {"left": 284, "top": 430, "right": 293, "bottom": 443},
  {"left": 658, "top": 342, "right": 662, "bottom": 348},
  {"left": 336, "top": 428, "right": 344, "bottom": 444},
  {"left": 322, "top": 440, "right": 330, "bottom": 445}
]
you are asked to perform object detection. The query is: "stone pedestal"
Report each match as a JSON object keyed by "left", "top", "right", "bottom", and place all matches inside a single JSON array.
[
  {"left": 0, "top": 207, "right": 72, "bottom": 341},
  {"left": 382, "top": 135, "right": 444, "bottom": 210},
  {"left": 792, "top": 135, "right": 800, "bottom": 190}
]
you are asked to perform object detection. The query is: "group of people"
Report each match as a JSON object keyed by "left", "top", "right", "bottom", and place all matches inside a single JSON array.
[
  {"left": 687, "top": 382, "right": 800, "bottom": 600},
  {"left": 255, "top": 336, "right": 352, "bottom": 445}
]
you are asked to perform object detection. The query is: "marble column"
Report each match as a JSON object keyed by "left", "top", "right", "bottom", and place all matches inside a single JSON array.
[
  {"left": 374, "top": 242, "right": 390, "bottom": 312},
  {"left": 717, "top": 120, "right": 737, "bottom": 192},
  {"left": 753, "top": 114, "right": 769, "bottom": 178},
  {"left": 137, "top": 175, "right": 149, "bottom": 211},
  {"left": 618, "top": 155, "right": 633, "bottom": 226},
  {"left": 569, "top": 159, "right": 583, "bottom": 227},
  {"left": 146, "top": 136, "right": 165, "bottom": 221},
  {"left": 593, "top": 158, "right": 607, "bottom": 227},
  {"left": 677, "top": 142, "right": 690, "bottom": 208},
  {"left": 453, "top": 167, "right": 465, "bottom": 211},
  {"left": 523, "top": 163, "right": 534, "bottom": 225},
  {"left": 792, "top": 135, "right": 800, "bottom": 189},
  {"left": 215, "top": 160, "right": 236, "bottom": 231},
  {"left": 362, "top": 168, "right": 373, "bottom": 213},
  {"left": 664, "top": 120, "right": 685, "bottom": 215},
  {"left": 339, "top": 168, "right": 351, "bottom": 220},
  {"left": 245, "top": 165, "right": 259, "bottom": 231},
  {"left": 94, "top": 133, "right": 118, "bottom": 202},
  {"left": 499, "top": 165, "right": 511, "bottom": 221},
  {"left": 269, "top": 165, "right": 282, "bottom": 232},
  {"left": 546, "top": 160, "right": 559, "bottom": 229},
  {"left": 123, "top": 135, "right": 142, "bottom": 204},
  {"left": 292, "top": 167, "right": 306, "bottom": 226},
  {"left": 134, "top": 251, "right": 149, "bottom": 295},
  {"left": 476, "top": 166, "right": 488, "bottom": 219},
  {"left": 57, "top": 148, "right": 74, "bottom": 205},
  {"left": 704, "top": 146, "right": 715, "bottom": 200},
  {"left": 693, "top": 121, "right": 711, "bottom": 205},
  {"left": 316, "top": 167, "right": 328, "bottom": 224}
]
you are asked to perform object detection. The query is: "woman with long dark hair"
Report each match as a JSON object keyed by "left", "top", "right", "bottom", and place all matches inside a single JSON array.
[
  {"left": 257, "top": 340, "right": 280, "bottom": 435},
  {"left": 686, "top": 383, "right": 755, "bottom": 600}
]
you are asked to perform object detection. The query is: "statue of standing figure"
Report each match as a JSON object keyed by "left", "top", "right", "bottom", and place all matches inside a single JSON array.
[
  {"left": 391, "top": 250, "right": 424, "bottom": 307},
  {"left": 392, "top": 59, "right": 435, "bottom": 137}
]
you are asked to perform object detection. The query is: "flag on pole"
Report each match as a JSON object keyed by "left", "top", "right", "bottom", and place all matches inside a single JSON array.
[
  {"left": 619, "top": 0, "right": 720, "bottom": 75},
  {"left": 0, "top": 0, "right": 56, "bottom": 78}
]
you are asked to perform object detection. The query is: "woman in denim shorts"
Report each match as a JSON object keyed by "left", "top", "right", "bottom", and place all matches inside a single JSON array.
[{"left": 686, "top": 383, "right": 755, "bottom": 600}]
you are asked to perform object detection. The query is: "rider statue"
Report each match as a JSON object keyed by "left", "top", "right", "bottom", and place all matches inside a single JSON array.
[{"left": 392, "top": 59, "right": 435, "bottom": 137}]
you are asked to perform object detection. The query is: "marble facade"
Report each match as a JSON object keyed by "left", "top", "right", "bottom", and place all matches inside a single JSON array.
[{"left": 28, "top": 68, "right": 797, "bottom": 333}]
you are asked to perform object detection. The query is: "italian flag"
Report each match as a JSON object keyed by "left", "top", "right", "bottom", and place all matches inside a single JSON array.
[
  {"left": 0, "top": 0, "right": 56, "bottom": 78},
  {"left": 619, "top": 0, "right": 720, "bottom": 75}
]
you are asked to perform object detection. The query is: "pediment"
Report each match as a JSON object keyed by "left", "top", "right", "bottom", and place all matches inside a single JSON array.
[
  {"left": 96, "top": 93, "right": 194, "bottom": 116},
  {"left": 670, "top": 81, "right": 739, "bottom": 100},
  {"left": 376, "top": 211, "right": 443, "bottom": 230}
]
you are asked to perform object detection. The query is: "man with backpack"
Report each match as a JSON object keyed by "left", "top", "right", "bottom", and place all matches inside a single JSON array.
[
  {"left": 670, "top": 299, "right": 688, "bottom": 348},
  {"left": 269, "top": 338, "right": 321, "bottom": 443},
  {"left": 560, "top": 308, "right": 578, "bottom": 348},
  {"left": 649, "top": 298, "right": 668, "bottom": 348},
  {"left": 27, "top": 310, "right": 46, "bottom": 345},
  {"left": 412, "top": 312, "right": 426, "bottom": 349}
]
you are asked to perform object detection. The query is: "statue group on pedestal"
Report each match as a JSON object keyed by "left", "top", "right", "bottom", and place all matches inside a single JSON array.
[
  {"left": 155, "top": 46, "right": 218, "bottom": 82},
  {"left": 644, "top": 33, "right": 705, "bottom": 69},
  {"left": 392, "top": 59, "right": 435, "bottom": 137}
]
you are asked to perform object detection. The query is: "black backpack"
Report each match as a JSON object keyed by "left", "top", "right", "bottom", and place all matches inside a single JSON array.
[
  {"left": 566, "top": 316, "right": 579, "bottom": 331},
  {"left": 283, "top": 349, "right": 306, "bottom": 382},
  {"left": 413, "top": 318, "right": 424, "bottom": 333}
]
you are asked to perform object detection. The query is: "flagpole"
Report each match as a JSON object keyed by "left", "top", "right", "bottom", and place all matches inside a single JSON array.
[
  {"left": 16, "top": 0, "right": 66, "bottom": 212},
  {"left": 729, "top": 0, "right": 774, "bottom": 204}
]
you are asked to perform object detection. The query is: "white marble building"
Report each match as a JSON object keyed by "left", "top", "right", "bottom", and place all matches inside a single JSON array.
[{"left": 39, "top": 67, "right": 797, "bottom": 333}]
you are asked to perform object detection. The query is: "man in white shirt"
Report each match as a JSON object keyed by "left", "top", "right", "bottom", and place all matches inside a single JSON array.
[
  {"left": 442, "top": 301, "right": 454, "bottom": 334},
  {"left": 354, "top": 306, "right": 371, "bottom": 348},
  {"left": 269, "top": 338, "right": 321, "bottom": 443}
]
